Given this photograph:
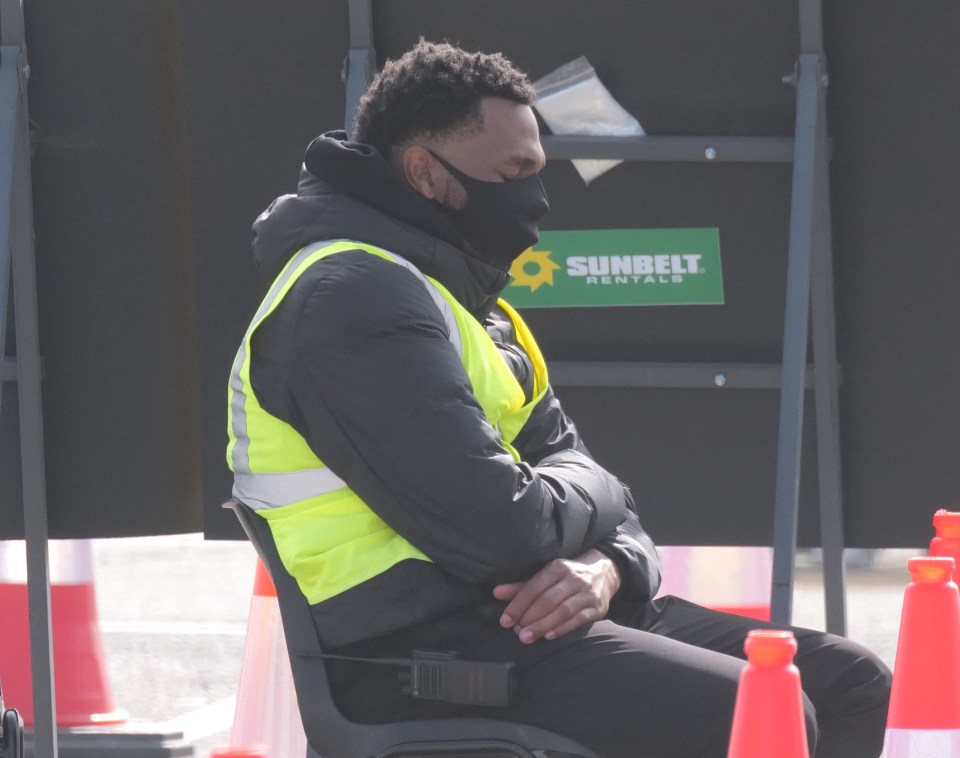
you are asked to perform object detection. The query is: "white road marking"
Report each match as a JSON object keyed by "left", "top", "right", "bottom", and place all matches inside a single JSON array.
[{"left": 164, "top": 696, "right": 237, "bottom": 743}]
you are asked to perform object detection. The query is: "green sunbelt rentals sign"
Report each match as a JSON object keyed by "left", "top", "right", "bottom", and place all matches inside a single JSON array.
[{"left": 505, "top": 228, "right": 724, "bottom": 308}]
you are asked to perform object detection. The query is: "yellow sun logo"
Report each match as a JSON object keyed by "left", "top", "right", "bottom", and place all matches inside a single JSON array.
[{"left": 509, "top": 248, "right": 561, "bottom": 292}]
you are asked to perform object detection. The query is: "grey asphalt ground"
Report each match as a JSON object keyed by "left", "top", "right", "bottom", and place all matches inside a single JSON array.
[
  {"left": 81, "top": 537, "right": 916, "bottom": 757},
  {"left": 91, "top": 534, "right": 255, "bottom": 757}
]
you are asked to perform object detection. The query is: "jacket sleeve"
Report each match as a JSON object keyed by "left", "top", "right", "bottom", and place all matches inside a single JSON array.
[
  {"left": 512, "top": 387, "right": 662, "bottom": 603},
  {"left": 250, "top": 252, "right": 628, "bottom": 585}
]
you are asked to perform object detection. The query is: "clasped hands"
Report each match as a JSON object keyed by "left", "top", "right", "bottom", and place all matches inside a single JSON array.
[{"left": 493, "top": 548, "right": 621, "bottom": 644}]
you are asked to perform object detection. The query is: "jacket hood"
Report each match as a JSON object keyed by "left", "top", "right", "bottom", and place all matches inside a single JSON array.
[{"left": 251, "top": 131, "right": 511, "bottom": 317}]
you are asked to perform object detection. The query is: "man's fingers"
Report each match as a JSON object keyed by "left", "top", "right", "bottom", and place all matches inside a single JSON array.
[
  {"left": 518, "top": 598, "right": 600, "bottom": 644},
  {"left": 494, "top": 582, "right": 524, "bottom": 627},
  {"left": 501, "top": 551, "right": 620, "bottom": 641},
  {"left": 515, "top": 577, "right": 584, "bottom": 628},
  {"left": 492, "top": 582, "right": 523, "bottom": 602},
  {"left": 542, "top": 606, "right": 603, "bottom": 641},
  {"left": 500, "top": 559, "right": 569, "bottom": 627}
]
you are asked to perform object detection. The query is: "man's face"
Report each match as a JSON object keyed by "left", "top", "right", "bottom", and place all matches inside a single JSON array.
[
  {"left": 406, "top": 97, "right": 546, "bottom": 208},
  {"left": 401, "top": 96, "right": 550, "bottom": 268},
  {"left": 439, "top": 97, "right": 546, "bottom": 182}
]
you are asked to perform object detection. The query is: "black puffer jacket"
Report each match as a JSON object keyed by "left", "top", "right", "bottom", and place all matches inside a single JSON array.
[{"left": 248, "top": 131, "right": 660, "bottom": 647}]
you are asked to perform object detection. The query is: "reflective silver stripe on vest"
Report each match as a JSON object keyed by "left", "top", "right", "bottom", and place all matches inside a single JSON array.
[
  {"left": 232, "top": 468, "right": 348, "bottom": 510},
  {"left": 229, "top": 240, "right": 336, "bottom": 476},
  {"left": 229, "top": 239, "right": 462, "bottom": 507}
]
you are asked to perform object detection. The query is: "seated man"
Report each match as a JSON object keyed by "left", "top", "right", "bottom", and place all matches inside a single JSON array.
[{"left": 227, "top": 39, "right": 890, "bottom": 757}]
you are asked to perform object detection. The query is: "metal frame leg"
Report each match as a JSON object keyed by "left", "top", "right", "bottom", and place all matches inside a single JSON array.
[
  {"left": 810, "top": 97, "right": 847, "bottom": 638},
  {"left": 770, "top": 53, "right": 829, "bottom": 626},
  {"left": 1, "top": 0, "right": 57, "bottom": 752},
  {"left": 342, "top": 0, "right": 375, "bottom": 137}
]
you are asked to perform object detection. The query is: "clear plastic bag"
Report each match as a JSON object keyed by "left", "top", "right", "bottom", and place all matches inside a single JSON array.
[{"left": 533, "top": 56, "right": 645, "bottom": 184}]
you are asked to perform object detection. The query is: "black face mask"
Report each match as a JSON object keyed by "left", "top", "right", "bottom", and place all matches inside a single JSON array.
[{"left": 429, "top": 151, "right": 550, "bottom": 271}]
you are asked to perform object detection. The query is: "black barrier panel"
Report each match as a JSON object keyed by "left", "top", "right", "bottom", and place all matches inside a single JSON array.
[
  {"left": 2, "top": 1, "right": 203, "bottom": 538},
  {"left": 197, "top": 0, "right": 813, "bottom": 540},
  {"left": 194, "top": 0, "right": 960, "bottom": 544},
  {"left": 556, "top": 387, "right": 823, "bottom": 547},
  {"left": 3, "top": 1, "right": 958, "bottom": 544},
  {"left": 0, "top": 0, "right": 352, "bottom": 538},
  {"left": 192, "top": 0, "right": 960, "bottom": 544},
  {"left": 824, "top": 1, "right": 960, "bottom": 546}
]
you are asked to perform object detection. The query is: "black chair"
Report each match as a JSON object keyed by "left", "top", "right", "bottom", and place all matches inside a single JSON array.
[
  {"left": 0, "top": 681, "right": 23, "bottom": 758},
  {"left": 224, "top": 499, "right": 600, "bottom": 758}
]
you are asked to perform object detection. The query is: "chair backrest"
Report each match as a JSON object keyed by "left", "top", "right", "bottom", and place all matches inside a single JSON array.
[
  {"left": 224, "top": 499, "right": 599, "bottom": 758},
  {"left": 0, "top": 701, "right": 23, "bottom": 758}
]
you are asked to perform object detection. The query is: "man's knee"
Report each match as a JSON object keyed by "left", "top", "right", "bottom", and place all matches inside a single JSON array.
[
  {"left": 796, "top": 630, "right": 891, "bottom": 714},
  {"left": 797, "top": 633, "right": 891, "bottom": 758}
]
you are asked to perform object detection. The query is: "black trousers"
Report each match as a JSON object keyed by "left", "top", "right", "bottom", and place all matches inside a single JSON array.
[{"left": 330, "top": 595, "right": 892, "bottom": 758}]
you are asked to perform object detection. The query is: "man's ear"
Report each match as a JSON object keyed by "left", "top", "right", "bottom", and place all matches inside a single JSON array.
[{"left": 401, "top": 145, "right": 443, "bottom": 199}]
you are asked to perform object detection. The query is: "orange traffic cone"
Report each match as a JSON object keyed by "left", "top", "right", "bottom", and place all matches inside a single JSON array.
[
  {"left": 929, "top": 510, "right": 960, "bottom": 585},
  {"left": 727, "top": 630, "right": 810, "bottom": 758},
  {"left": 0, "top": 539, "right": 126, "bottom": 727},
  {"left": 228, "top": 559, "right": 306, "bottom": 758},
  {"left": 657, "top": 546, "right": 772, "bottom": 620},
  {"left": 881, "top": 556, "right": 960, "bottom": 757}
]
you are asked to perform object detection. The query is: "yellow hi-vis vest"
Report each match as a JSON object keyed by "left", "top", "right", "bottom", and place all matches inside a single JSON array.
[{"left": 226, "top": 239, "right": 549, "bottom": 605}]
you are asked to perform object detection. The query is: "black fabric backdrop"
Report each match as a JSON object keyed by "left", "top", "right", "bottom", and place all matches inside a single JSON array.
[{"left": 1, "top": 1, "right": 957, "bottom": 545}]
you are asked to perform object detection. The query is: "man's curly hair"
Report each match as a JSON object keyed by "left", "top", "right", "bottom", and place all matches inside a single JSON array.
[{"left": 353, "top": 40, "right": 535, "bottom": 164}]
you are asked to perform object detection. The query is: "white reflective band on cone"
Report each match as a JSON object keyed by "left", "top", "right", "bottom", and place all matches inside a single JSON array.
[
  {"left": 0, "top": 539, "right": 95, "bottom": 584},
  {"left": 0, "top": 541, "right": 26, "bottom": 583},
  {"left": 655, "top": 546, "right": 772, "bottom": 606},
  {"left": 881, "top": 729, "right": 960, "bottom": 757}
]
